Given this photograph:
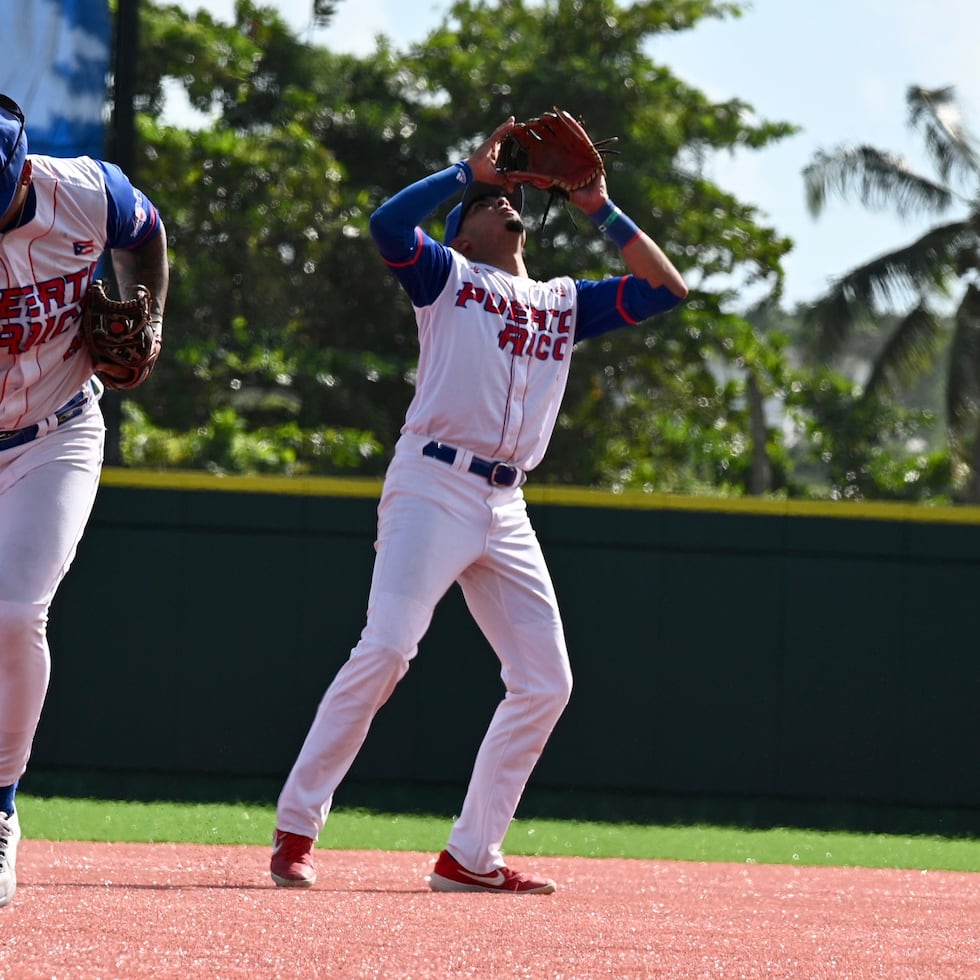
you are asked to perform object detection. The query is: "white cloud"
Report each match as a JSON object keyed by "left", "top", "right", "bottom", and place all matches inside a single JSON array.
[
  {"left": 322, "top": 0, "right": 393, "bottom": 54},
  {"left": 169, "top": 0, "right": 421, "bottom": 50}
]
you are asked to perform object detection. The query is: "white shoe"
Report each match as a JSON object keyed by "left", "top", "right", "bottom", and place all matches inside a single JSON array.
[{"left": 0, "top": 810, "right": 20, "bottom": 908}]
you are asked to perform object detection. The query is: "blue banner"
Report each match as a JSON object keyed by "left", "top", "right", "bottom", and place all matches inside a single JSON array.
[{"left": 0, "top": 0, "right": 110, "bottom": 158}]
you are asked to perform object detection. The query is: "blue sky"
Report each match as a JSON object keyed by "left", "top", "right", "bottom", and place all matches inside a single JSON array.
[{"left": 173, "top": 0, "right": 980, "bottom": 308}]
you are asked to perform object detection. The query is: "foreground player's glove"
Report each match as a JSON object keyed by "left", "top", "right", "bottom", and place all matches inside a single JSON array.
[
  {"left": 82, "top": 280, "right": 162, "bottom": 391},
  {"left": 496, "top": 108, "right": 616, "bottom": 195}
]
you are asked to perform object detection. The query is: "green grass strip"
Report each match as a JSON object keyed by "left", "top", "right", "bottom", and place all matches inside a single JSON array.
[{"left": 18, "top": 795, "right": 980, "bottom": 873}]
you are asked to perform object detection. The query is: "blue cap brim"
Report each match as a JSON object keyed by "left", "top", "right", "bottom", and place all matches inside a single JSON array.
[
  {"left": 0, "top": 104, "right": 26, "bottom": 217},
  {"left": 444, "top": 181, "right": 524, "bottom": 244}
]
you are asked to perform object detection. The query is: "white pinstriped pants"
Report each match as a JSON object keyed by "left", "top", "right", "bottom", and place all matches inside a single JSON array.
[{"left": 276, "top": 433, "right": 573, "bottom": 872}]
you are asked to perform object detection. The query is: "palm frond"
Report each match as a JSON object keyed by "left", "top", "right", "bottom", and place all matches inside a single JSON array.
[
  {"left": 863, "top": 301, "right": 945, "bottom": 397},
  {"left": 804, "top": 145, "right": 954, "bottom": 219},
  {"left": 802, "top": 279, "right": 867, "bottom": 357},
  {"left": 804, "top": 219, "right": 971, "bottom": 357},
  {"left": 945, "top": 282, "right": 980, "bottom": 445},
  {"left": 889, "top": 218, "right": 976, "bottom": 291},
  {"left": 906, "top": 85, "right": 980, "bottom": 187}
]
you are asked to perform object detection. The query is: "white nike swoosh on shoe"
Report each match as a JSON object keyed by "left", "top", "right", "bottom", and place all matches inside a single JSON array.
[{"left": 458, "top": 869, "right": 506, "bottom": 886}]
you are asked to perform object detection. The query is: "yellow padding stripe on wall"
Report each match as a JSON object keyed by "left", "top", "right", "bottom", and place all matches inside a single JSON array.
[{"left": 99, "top": 467, "right": 980, "bottom": 525}]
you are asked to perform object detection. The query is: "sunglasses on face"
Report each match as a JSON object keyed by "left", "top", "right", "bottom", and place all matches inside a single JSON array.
[{"left": 0, "top": 94, "right": 26, "bottom": 181}]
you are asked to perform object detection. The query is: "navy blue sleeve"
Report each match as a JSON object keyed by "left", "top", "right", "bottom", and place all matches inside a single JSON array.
[
  {"left": 574, "top": 276, "right": 683, "bottom": 343},
  {"left": 369, "top": 165, "right": 468, "bottom": 307},
  {"left": 96, "top": 160, "right": 161, "bottom": 249}
]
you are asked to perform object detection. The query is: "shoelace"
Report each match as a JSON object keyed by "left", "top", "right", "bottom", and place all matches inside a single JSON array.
[
  {"left": 0, "top": 814, "right": 12, "bottom": 866},
  {"left": 499, "top": 867, "right": 542, "bottom": 889},
  {"left": 274, "top": 834, "right": 312, "bottom": 864}
]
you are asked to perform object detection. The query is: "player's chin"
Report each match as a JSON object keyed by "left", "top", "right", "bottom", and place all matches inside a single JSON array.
[{"left": 505, "top": 216, "right": 525, "bottom": 234}]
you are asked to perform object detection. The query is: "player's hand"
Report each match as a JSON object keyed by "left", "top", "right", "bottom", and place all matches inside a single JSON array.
[
  {"left": 466, "top": 118, "right": 519, "bottom": 188},
  {"left": 569, "top": 169, "right": 609, "bottom": 216}
]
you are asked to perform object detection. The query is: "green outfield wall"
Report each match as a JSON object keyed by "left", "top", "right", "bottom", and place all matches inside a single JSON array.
[{"left": 33, "top": 469, "right": 980, "bottom": 829}]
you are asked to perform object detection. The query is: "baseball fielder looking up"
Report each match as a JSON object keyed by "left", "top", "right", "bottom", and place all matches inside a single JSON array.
[
  {"left": 0, "top": 94, "right": 169, "bottom": 909},
  {"left": 271, "top": 116, "right": 687, "bottom": 894}
]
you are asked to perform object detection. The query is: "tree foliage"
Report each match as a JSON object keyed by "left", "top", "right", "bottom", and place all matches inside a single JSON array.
[
  {"left": 803, "top": 85, "right": 980, "bottom": 500},
  {"left": 119, "top": 0, "right": 804, "bottom": 489},
  {"left": 107, "top": 0, "right": 951, "bottom": 502}
]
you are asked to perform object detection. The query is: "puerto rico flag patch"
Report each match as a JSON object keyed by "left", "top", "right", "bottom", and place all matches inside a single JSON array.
[{"left": 73, "top": 240, "right": 96, "bottom": 255}]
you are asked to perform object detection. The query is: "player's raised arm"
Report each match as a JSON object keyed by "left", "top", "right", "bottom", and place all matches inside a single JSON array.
[
  {"left": 493, "top": 108, "right": 687, "bottom": 299},
  {"left": 570, "top": 172, "right": 687, "bottom": 299}
]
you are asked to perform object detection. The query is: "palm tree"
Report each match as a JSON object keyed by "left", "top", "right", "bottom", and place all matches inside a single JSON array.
[{"left": 803, "top": 85, "right": 980, "bottom": 499}]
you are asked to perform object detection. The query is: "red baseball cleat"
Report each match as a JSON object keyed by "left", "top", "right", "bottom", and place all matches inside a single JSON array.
[
  {"left": 427, "top": 849, "right": 556, "bottom": 894},
  {"left": 270, "top": 829, "right": 317, "bottom": 888}
]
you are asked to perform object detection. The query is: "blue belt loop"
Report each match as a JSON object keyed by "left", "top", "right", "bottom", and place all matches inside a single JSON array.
[{"left": 422, "top": 441, "right": 525, "bottom": 488}]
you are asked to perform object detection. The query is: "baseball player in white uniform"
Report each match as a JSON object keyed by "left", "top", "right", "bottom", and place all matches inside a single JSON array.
[
  {"left": 0, "top": 94, "right": 169, "bottom": 908},
  {"left": 271, "top": 117, "right": 687, "bottom": 893}
]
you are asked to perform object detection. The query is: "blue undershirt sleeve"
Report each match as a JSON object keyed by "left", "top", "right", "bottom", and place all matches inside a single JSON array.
[
  {"left": 369, "top": 165, "right": 470, "bottom": 307},
  {"left": 574, "top": 276, "right": 683, "bottom": 342}
]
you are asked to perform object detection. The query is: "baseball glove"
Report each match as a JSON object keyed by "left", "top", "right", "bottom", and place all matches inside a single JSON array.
[
  {"left": 496, "top": 108, "right": 617, "bottom": 196},
  {"left": 81, "top": 280, "right": 161, "bottom": 391}
]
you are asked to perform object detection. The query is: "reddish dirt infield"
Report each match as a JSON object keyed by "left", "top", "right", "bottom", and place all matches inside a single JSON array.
[{"left": 1, "top": 841, "right": 978, "bottom": 978}]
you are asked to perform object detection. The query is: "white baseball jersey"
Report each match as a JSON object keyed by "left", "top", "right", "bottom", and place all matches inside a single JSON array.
[
  {"left": 370, "top": 164, "right": 682, "bottom": 475},
  {"left": 0, "top": 155, "right": 157, "bottom": 430},
  {"left": 404, "top": 251, "right": 577, "bottom": 472}
]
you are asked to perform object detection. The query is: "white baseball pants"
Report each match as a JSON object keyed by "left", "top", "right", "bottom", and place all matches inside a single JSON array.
[
  {"left": 277, "top": 433, "right": 573, "bottom": 872},
  {"left": 0, "top": 400, "right": 105, "bottom": 785}
]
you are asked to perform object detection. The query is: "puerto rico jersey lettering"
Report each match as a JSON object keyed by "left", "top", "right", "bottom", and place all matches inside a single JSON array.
[
  {"left": 405, "top": 250, "right": 578, "bottom": 471},
  {"left": 0, "top": 155, "right": 158, "bottom": 429}
]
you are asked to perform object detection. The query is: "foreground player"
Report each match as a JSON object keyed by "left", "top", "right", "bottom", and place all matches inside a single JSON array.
[
  {"left": 271, "top": 116, "right": 686, "bottom": 893},
  {"left": 0, "top": 94, "right": 169, "bottom": 908}
]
